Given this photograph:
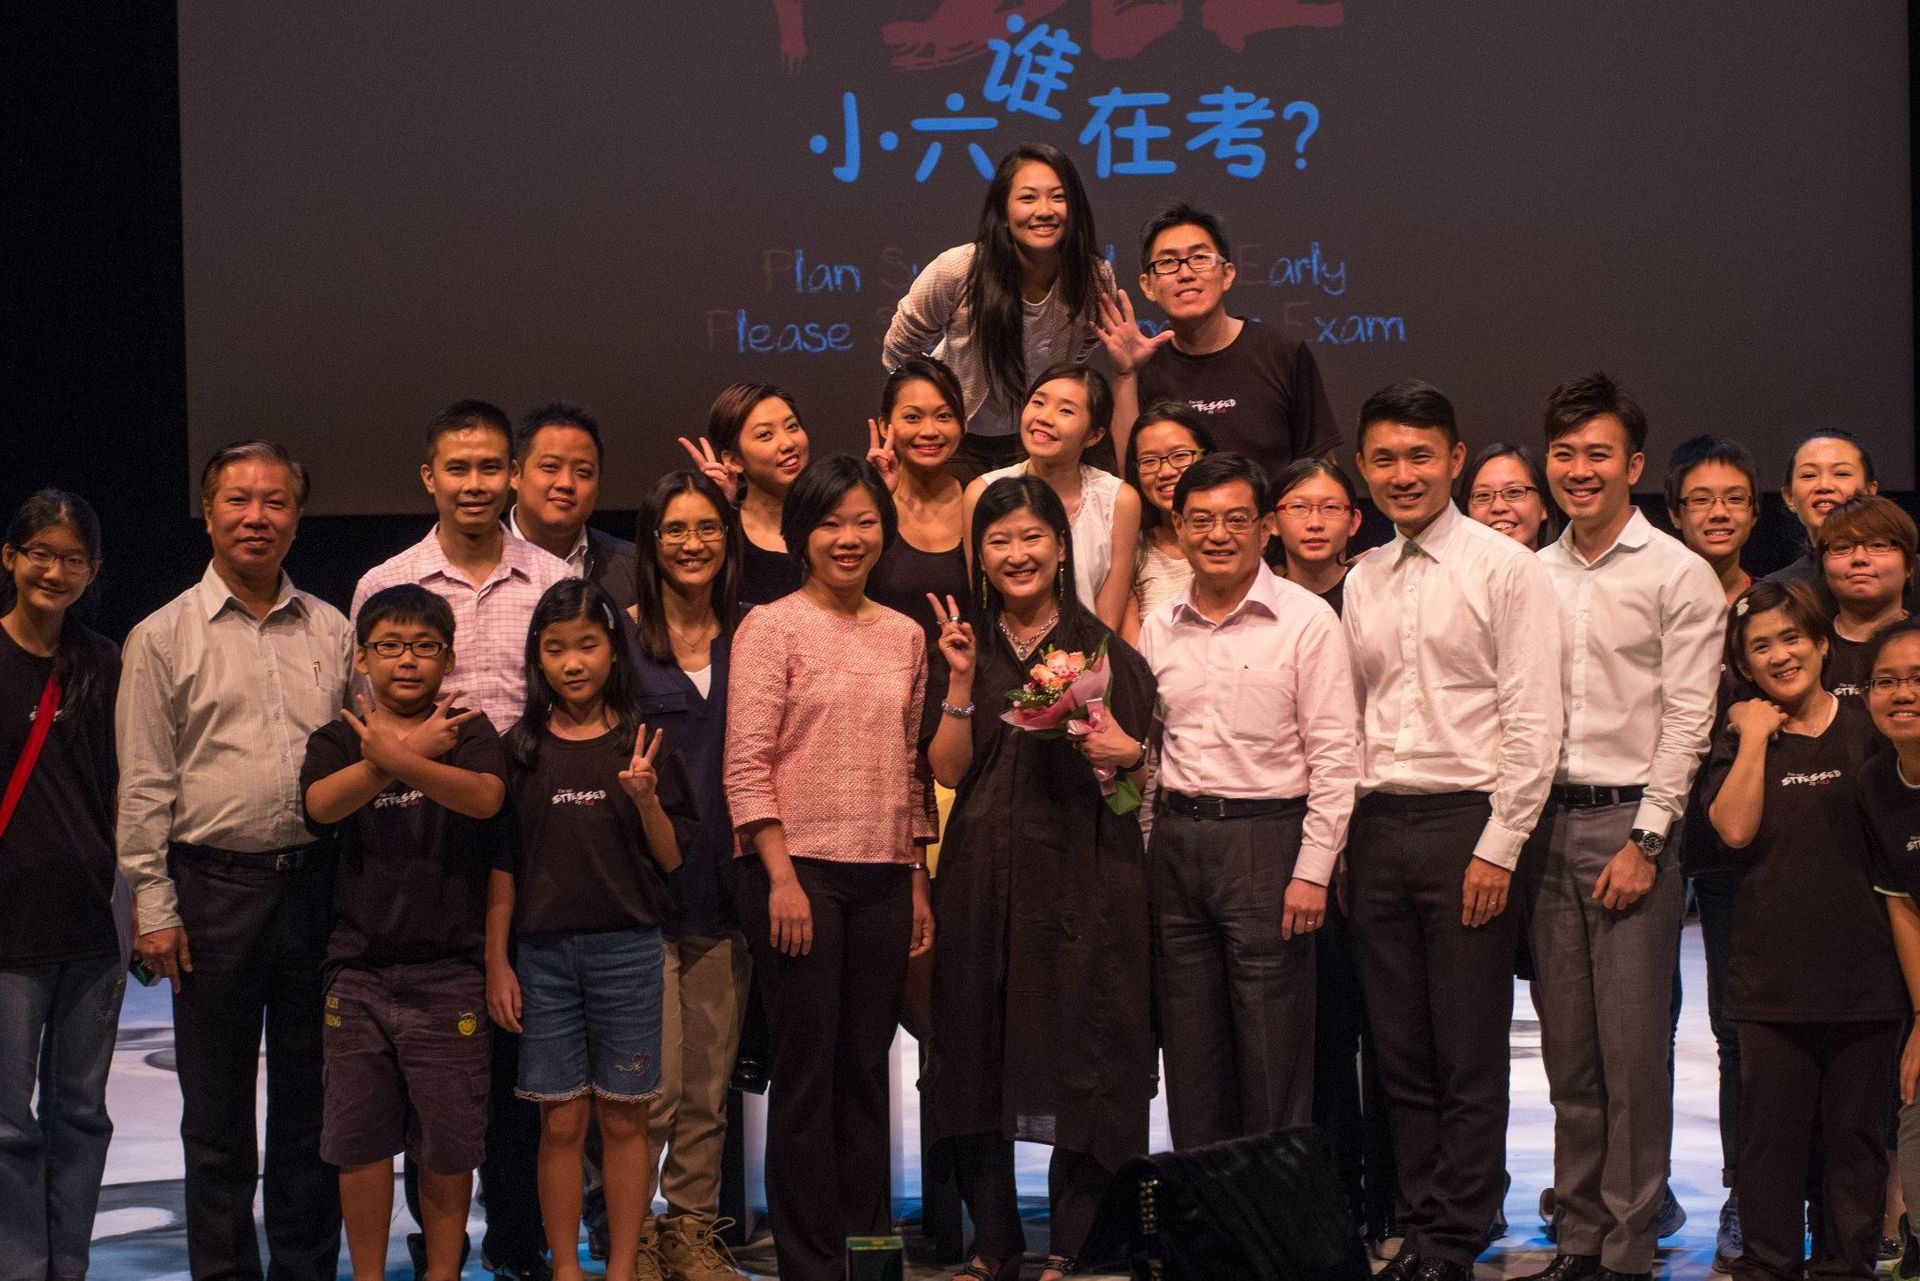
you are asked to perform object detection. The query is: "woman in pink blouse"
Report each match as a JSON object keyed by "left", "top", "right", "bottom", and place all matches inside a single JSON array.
[{"left": 724, "top": 454, "right": 934, "bottom": 1281}]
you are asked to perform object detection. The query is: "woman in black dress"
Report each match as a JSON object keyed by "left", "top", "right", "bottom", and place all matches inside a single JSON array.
[
  {"left": 679, "top": 382, "right": 810, "bottom": 605},
  {"left": 865, "top": 355, "right": 970, "bottom": 634},
  {"left": 1704, "top": 580, "right": 1906, "bottom": 1281},
  {"left": 923, "top": 475, "right": 1155, "bottom": 1281}
]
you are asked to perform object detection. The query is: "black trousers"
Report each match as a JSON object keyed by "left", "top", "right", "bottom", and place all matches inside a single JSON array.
[
  {"left": 1312, "top": 893, "right": 1399, "bottom": 1238},
  {"left": 1149, "top": 804, "right": 1316, "bottom": 1150},
  {"left": 1346, "top": 792, "right": 1514, "bottom": 1268},
  {"left": 949, "top": 1131, "right": 1111, "bottom": 1264},
  {"left": 169, "top": 844, "right": 340, "bottom": 1281},
  {"left": 740, "top": 857, "right": 912, "bottom": 1281},
  {"left": 1732, "top": 1019, "right": 1898, "bottom": 1281}
]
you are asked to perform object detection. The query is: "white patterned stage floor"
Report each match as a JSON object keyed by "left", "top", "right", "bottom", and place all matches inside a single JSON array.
[{"left": 86, "top": 921, "right": 1736, "bottom": 1279}]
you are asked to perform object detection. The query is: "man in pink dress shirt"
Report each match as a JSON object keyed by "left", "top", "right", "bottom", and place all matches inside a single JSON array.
[
  {"left": 1136, "top": 450, "right": 1360, "bottom": 1148},
  {"left": 349, "top": 399, "right": 569, "bottom": 1279}
]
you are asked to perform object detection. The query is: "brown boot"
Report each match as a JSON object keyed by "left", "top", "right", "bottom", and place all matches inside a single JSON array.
[
  {"left": 657, "top": 1215, "right": 748, "bottom": 1281},
  {"left": 632, "top": 1216, "right": 669, "bottom": 1281}
]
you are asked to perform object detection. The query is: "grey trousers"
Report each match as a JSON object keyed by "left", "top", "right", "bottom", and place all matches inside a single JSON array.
[
  {"left": 1149, "top": 803, "right": 1316, "bottom": 1150},
  {"left": 1524, "top": 800, "right": 1684, "bottom": 1273}
]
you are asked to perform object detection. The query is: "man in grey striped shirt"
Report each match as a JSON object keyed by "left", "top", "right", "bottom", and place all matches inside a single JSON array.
[{"left": 117, "top": 441, "right": 352, "bottom": 1281}]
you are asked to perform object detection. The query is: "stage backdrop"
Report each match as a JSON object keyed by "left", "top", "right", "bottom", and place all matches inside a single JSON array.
[{"left": 179, "top": 1, "right": 1913, "bottom": 514}]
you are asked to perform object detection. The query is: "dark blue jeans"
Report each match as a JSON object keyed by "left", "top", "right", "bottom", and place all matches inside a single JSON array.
[{"left": 0, "top": 955, "right": 125, "bottom": 1281}]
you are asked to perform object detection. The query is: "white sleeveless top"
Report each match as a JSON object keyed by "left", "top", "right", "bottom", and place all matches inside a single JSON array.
[
  {"left": 979, "top": 462, "right": 1121, "bottom": 612},
  {"left": 1132, "top": 535, "right": 1193, "bottom": 623}
]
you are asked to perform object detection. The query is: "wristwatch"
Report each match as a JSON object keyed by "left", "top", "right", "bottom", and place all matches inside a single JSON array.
[{"left": 1630, "top": 828, "right": 1666, "bottom": 860}]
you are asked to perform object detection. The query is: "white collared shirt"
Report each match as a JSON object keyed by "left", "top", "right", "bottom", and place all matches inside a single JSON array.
[
  {"left": 1538, "top": 508, "right": 1725, "bottom": 835},
  {"left": 1343, "top": 502, "right": 1564, "bottom": 870},
  {"left": 115, "top": 565, "right": 354, "bottom": 933},
  {"left": 1139, "top": 563, "right": 1360, "bottom": 885},
  {"left": 508, "top": 508, "right": 589, "bottom": 578}
]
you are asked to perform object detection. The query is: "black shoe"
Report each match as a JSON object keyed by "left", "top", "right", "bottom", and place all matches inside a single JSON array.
[
  {"left": 483, "top": 1252, "right": 554, "bottom": 1281},
  {"left": 1597, "top": 1271, "right": 1651, "bottom": 1281},
  {"left": 410, "top": 1231, "right": 472, "bottom": 1279},
  {"left": 1377, "top": 1245, "right": 1422, "bottom": 1281},
  {"left": 1410, "top": 1261, "right": 1473, "bottom": 1281},
  {"left": 729, "top": 1054, "right": 768, "bottom": 1094},
  {"left": 1516, "top": 1254, "right": 1602, "bottom": 1281}
]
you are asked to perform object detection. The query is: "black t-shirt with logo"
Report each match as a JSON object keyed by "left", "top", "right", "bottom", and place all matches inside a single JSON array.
[
  {"left": 1861, "top": 747, "right": 1920, "bottom": 904},
  {"left": 501, "top": 726, "right": 697, "bottom": 937},
  {"left": 1136, "top": 319, "right": 1340, "bottom": 483},
  {"left": 1700, "top": 697, "right": 1904, "bottom": 1022},
  {"left": 0, "top": 625, "right": 120, "bottom": 967},
  {"left": 300, "top": 714, "right": 508, "bottom": 978},
  {"left": 1825, "top": 631, "right": 1874, "bottom": 708}
]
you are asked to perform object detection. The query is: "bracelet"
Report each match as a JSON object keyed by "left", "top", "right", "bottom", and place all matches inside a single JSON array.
[
  {"left": 941, "top": 700, "right": 976, "bottom": 719},
  {"left": 1124, "top": 740, "right": 1149, "bottom": 772}
]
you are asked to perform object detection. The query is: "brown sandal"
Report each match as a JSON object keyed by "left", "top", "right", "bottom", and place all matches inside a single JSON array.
[
  {"left": 952, "top": 1255, "right": 1022, "bottom": 1281},
  {"left": 1039, "top": 1254, "right": 1077, "bottom": 1279}
]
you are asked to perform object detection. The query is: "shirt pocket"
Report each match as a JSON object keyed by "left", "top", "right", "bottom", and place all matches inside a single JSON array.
[
  {"left": 1232, "top": 669, "right": 1295, "bottom": 739},
  {"left": 638, "top": 691, "right": 691, "bottom": 720}
]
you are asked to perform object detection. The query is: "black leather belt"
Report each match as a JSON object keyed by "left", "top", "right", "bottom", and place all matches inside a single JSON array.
[
  {"left": 1550, "top": 784, "right": 1645, "bottom": 809},
  {"left": 172, "top": 840, "right": 329, "bottom": 872},
  {"left": 1160, "top": 790, "right": 1306, "bottom": 821}
]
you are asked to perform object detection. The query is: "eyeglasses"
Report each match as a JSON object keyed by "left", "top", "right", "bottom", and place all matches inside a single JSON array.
[
  {"left": 1868, "top": 675, "right": 1920, "bottom": 693},
  {"left": 1676, "top": 492, "right": 1754, "bottom": 512},
  {"left": 13, "top": 546, "right": 93, "bottom": 573},
  {"left": 361, "top": 639, "right": 448, "bottom": 659},
  {"left": 1135, "top": 448, "right": 1204, "bottom": 475},
  {"left": 656, "top": 521, "right": 727, "bottom": 545},
  {"left": 1146, "top": 251, "right": 1224, "bottom": 276},
  {"left": 1180, "top": 511, "right": 1259, "bottom": 535},
  {"left": 1277, "top": 500, "right": 1352, "bottom": 520},
  {"left": 1821, "top": 538, "right": 1902, "bottom": 560},
  {"left": 1467, "top": 485, "right": 1538, "bottom": 509}
]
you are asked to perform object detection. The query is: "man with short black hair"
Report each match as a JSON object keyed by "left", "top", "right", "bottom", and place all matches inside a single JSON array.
[
  {"left": 1522, "top": 374, "right": 1723, "bottom": 1281},
  {"left": 1138, "top": 449, "right": 1359, "bottom": 1147},
  {"left": 1097, "top": 202, "right": 1339, "bottom": 480},
  {"left": 117, "top": 440, "right": 353, "bottom": 1281},
  {"left": 1343, "top": 382, "right": 1562, "bottom": 1281},
  {"left": 353, "top": 400, "right": 568, "bottom": 1279},
  {"left": 509, "top": 402, "right": 638, "bottom": 613}
]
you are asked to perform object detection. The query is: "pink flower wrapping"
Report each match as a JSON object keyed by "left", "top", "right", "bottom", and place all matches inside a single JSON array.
[{"left": 999, "top": 639, "right": 1141, "bottom": 814}]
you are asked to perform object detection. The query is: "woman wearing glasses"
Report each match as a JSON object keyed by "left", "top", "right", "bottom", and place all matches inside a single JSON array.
[
  {"left": 1119, "top": 400, "right": 1216, "bottom": 645},
  {"left": 1271, "top": 457, "right": 1365, "bottom": 615},
  {"left": 623, "top": 470, "right": 754, "bottom": 1279},
  {"left": 1815, "top": 495, "right": 1916, "bottom": 707},
  {"left": 0, "top": 490, "right": 123, "bottom": 1281},
  {"left": 1458, "top": 443, "right": 1558, "bottom": 550}
]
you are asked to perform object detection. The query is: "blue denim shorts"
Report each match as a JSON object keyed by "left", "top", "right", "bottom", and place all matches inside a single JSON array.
[{"left": 514, "top": 927, "right": 664, "bottom": 1102}]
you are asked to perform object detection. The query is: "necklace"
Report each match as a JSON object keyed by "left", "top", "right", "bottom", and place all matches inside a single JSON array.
[
  {"left": 667, "top": 617, "right": 718, "bottom": 650},
  {"left": 998, "top": 609, "right": 1058, "bottom": 662}
]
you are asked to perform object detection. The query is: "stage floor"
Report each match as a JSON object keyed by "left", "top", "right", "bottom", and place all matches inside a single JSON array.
[{"left": 86, "top": 921, "right": 1738, "bottom": 1279}]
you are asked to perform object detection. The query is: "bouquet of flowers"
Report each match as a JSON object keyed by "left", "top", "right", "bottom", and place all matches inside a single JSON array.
[{"left": 1001, "top": 638, "right": 1143, "bottom": 815}]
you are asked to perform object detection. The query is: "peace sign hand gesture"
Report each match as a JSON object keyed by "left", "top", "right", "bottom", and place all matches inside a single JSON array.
[
  {"left": 617, "top": 727, "right": 667, "bottom": 807},
  {"left": 866, "top": 418, "right": 903, "bottom": 493},
  {"left": 927, "top": 593, "right": 975, "bottom": 678},
  {"left": 677, "top": 436, "right": 735, "bottom": 495}
]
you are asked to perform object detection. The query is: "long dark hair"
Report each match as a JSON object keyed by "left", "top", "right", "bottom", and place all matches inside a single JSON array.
[
  {"left": 704, "top": 382, "right": 804, "bottom": 503},
  {"left": 968, "top": 475, "right": 1103, "bottom": 657},
  {"left": 966, "top": 143, "right": 1100, "bottom": 420},
  {"left": 1, "top": 489, "right": 112, "bottom": 715},
  {"left": 1122, "top": 400, "right": 1218, "bottom": 533},
  {"left": 508, "top": 579, "right": 643, "bottom": 770},
  {"left": 631, "top": 470, "right": 744, "bottom": 667}
]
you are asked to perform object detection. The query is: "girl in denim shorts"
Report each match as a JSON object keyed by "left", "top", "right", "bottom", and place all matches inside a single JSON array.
[{"left": 486, "top": 580, "right": 695, "bottom": 1281}]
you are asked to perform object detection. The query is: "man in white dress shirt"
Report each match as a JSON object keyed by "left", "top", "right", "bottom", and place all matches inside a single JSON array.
[
  {"left": 1517, "top": 375, "right": 1723, "bottom": 1281},
  {"left": 1343, "top": 382, "right": 1563, "bottom": 1281}
]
